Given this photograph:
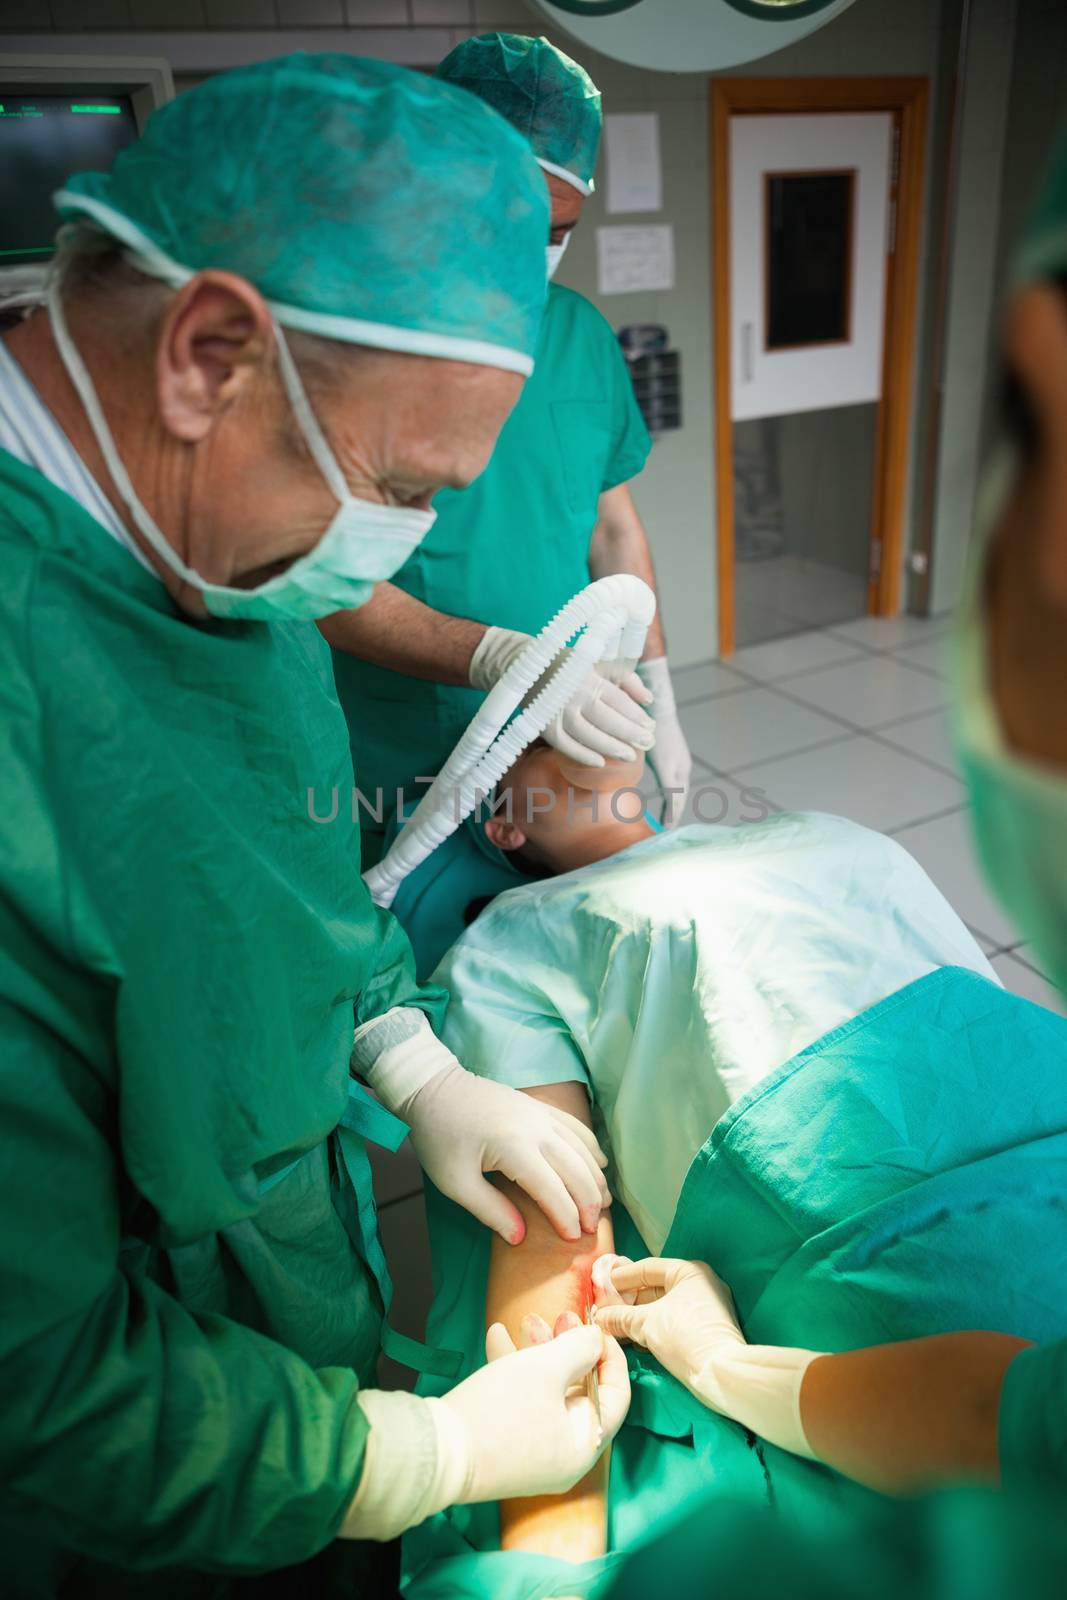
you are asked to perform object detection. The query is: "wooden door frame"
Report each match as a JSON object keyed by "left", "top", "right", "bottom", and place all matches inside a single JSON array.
[{"left": 711, "top": 77, "right": 929, "bottom": 656}]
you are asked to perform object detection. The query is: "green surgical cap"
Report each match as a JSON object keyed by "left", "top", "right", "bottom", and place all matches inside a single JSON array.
[
  {"left": 55, "top": 53, "right": 549, "bottom": 375},
  {"left": 1012, "top": 128, "right": 1067, "bottom": 288},
  {"left": 437, "top": 33, "right": 601, "bottom": 195}
]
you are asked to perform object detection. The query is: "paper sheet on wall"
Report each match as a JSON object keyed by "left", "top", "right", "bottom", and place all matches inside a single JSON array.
[
  {"left": 596, "top": 225, "right": 675, "bottom": 295},
  {"left": 604, "top": 112, "right": 662, "bottom": 213}
]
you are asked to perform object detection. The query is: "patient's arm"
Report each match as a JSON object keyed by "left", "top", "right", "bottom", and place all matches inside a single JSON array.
[{"left": 486, "top": 1082, "right": 614, "bottom": 1562}]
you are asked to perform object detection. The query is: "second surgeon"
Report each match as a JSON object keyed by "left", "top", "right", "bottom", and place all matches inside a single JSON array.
[{"left": 323, "top": 33, "right": 695, "bottom": 860}]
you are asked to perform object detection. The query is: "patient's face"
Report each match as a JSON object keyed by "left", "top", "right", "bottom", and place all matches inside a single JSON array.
[{"left": 485, "top": 741, "right": 649, "bottom": 871}]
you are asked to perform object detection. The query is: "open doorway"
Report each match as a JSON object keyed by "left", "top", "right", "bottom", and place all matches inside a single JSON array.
[{"left": 711, "top": 78, "right": 928, "bottom": 654}]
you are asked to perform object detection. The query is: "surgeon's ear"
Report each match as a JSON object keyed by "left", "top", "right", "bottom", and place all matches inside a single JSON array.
[
  {"left": 485, "top": 815, "right": 528, "bottom": 853},
  {"left": 156, "top": 271, "right": 275, "bottom": 443}
]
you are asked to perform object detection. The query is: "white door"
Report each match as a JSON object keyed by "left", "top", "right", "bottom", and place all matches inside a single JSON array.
[{"left": 729, "top": 112, "right": 893, "bottom": 422}]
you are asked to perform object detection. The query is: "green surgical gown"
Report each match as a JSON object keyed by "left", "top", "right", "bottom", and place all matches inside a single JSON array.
[
  {"left": 999, "top": 1337, "right": 1067, "bottom": 1488},
  {"left": 330, "top": 284, "right": 651, "bottom": 865},
  {"left": 604, "top": 1484, "right": 1067, "bottom": 1600},
  {"left": 0, "top": 450, "right": 446, "bottom": 1596}
]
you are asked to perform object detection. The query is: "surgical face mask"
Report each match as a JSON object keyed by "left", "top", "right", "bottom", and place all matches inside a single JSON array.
[
  {"left": 952, "top": 446, "right": 1067, "bottom": 996},
  {"left": 47, "top": 279, "right": 436, "bottom": 622},
  {"left": 546, "top": 232, "right": 571, "bottom": 280}
]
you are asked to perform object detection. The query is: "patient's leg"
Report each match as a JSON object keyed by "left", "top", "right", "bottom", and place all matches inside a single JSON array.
[{"left": 486, "top": 1081, "right": 614, "bottom": 1562}]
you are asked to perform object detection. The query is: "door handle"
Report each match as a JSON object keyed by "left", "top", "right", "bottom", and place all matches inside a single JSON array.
[{"left": 741, "top": 321, "right": 754, "bottom": 383}]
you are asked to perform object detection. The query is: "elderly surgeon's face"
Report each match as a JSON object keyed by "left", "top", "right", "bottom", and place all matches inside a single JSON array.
[
  {"left": 161, "top": 275, "right": 524, "bottom": 614},
  {"left": 32, "top": 269, "right": 524, "bottom": 617},
  {"left": 985, "top": 279, "right": 1067, "bottom": 773}
]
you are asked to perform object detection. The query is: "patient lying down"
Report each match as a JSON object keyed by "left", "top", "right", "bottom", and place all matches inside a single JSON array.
[
  {"left": 439, "top": 742, "right": 994, "bottom": 1253},
  {"left": 458, "top": 746, "right": 999, "bottom": 1562}
]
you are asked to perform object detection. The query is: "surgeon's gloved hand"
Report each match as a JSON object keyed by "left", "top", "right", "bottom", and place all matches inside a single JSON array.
[
  {"left": 469, "top": 625, "right": 655, "bottom": 768},
  {"left": 594, "top": 1257, "right": 824, "bottom": 1459},
  {"left": 638, "top": 656, "right": 692, "bottom": 825},
  {"left": 345, "top": 1320, "right": 630, "bottom": 1540},
  {"left": 404, "top": 1064, "right": 611, "bottom": 1244},
  {"left": 353, "top": 1009, "right": 610, "bottom": 1243},
  {"left": 438, "top": 1317, "right": 630, "bottom": 1503}
]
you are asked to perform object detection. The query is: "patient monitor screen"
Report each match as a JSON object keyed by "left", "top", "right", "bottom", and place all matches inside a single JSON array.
[{"left": 0, "top": 94, "right": 139, "bottom": 267}]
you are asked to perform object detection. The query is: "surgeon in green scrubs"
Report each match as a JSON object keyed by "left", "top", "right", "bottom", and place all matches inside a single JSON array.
[
  {"left": 0, "top": 56, "right": 628, "bottom": 1599},
  {"left": 323, "top": 34, "right": 694, "bottom": 867}
]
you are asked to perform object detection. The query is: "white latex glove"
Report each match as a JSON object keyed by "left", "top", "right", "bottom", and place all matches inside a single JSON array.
[
  {"left": 345, "top": 1320, "right": 630, "bottom": 1539},
  {"left": 354, "top": 1010, "right": 610, "bottom": 1242},
  {"left": 469, "top": 625, "right": 655, "bottom": 768},
  {"left": 594, "top": 1257, "right": 823, "bottom": 1459},
  {"left": 638, "top": 656, "right": 693, "bottom": 825},
  {"left": 406, "top": 1064, "right": 610, "bottom": 1243},
  {"left": 439, "top": 1317, "right": 630, "bottom": 1503}
]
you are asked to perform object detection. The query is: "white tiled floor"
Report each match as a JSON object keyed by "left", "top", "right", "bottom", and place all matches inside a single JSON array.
[
  {"left": 1016, "top": 943, "right": 1053, "bottom": 979},
  {"left": 732, "top": 733, "right": 964, "bottom": 835},
  {"left": 670, "top": 657, "right": 751, "bottom": 704},
  {"left": 876, "top": 707, "right": 958, "bottom": 775},
  {"left": 679, "top": 684, "right": 849, "bottom": 773},
  {"left": 780, "top": 652, "right": 949, "bottom": 727},
  {"left": 890, "top": 808, "right": 1022, "bottom": 951},
  {"left": 891, "top": 632, "right": 952, "bottom": 678},
  {"left": 829, "top": 612, "right": 954, "bottom": 649},
  {"left": 371, "top": 615, "right": 1066, "bottom": 1376},
  {"left": 990, "top": 951, "right": 1067, "bottom": 1017},
  {"left": 729, "top": 629, "right": 866, "bottom": 682}
]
